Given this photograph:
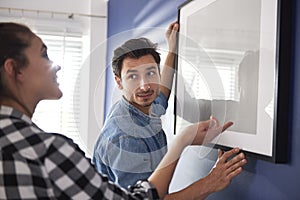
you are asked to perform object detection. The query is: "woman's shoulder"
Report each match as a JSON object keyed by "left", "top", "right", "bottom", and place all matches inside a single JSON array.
[{"left": 4, "top": 119, "right": 80, "bottom": 160}]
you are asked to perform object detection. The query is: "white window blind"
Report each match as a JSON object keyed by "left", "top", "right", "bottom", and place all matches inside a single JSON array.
[
  {"left": 32, "top": 29, "right": 88, "bottom": 154},
  {"left": 182, "top": 47, "right": 243, "bottom": 101}
]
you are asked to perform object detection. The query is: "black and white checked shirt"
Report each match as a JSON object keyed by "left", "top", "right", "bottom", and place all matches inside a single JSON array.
[{"left": 0, "top": 105, "right": 159, "bottom": 200}]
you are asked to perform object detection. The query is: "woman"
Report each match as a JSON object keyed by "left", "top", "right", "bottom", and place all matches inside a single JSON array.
[{"left": 0, "top": 22, "right": 246, "bottom": 199}]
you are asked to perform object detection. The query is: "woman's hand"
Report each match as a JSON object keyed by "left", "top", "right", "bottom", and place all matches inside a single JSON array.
[{"left": 179, "top": 117, "right": 233, "bottom": 146}]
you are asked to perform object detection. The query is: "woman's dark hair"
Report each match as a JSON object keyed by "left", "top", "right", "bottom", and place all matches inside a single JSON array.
[
  {"left": 0, "top": 22, "right": 34, "bottom": 97},
  {"left": 112, "top": 37, "right": 161, "bottom": 78}
]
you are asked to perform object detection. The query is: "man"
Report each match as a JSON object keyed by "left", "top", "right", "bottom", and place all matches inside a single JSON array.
[{"left": 92, "top": 22, "right": 179, "bottom": 189}]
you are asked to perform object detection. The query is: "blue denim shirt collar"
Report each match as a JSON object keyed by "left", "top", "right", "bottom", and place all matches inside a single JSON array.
[{"left": 110, "top": 96, "right": 163, "bottom": 138}]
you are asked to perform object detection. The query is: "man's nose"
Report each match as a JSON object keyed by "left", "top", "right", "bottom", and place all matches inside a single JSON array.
[{"left": 139, "top": 77, "right": 150, "bottom": 90}]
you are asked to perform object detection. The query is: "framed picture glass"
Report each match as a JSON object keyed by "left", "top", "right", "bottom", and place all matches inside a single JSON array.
[{"left": 174, "top": 0, "right": 293, "bottom": 163}]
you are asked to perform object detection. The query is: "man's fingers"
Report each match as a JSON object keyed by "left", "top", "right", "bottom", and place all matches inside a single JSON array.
[
  {"left": 218, "top": 149, "right": 223, "bottom": 158},
  {"left": 169, "top": 23, "right": 178, "bottom": 39},
  {"left": 226, "top": 152, "right": 246, "bottom": 168},
  {"left": 172, "top": 23, "right": 179, "bottom": 31},
  {"left": 169, "top": 21, "right": 178, "bottom": 29},
  {"left": 227, "top": 166, "right": 243, "bottom": 180},
  {"left": 166, "top": 22, "right": 178, "bottom": 36},
  {"left": 218, "top": 147, "right": 240, "bottom": 163},
  {"left": 226, "top": 154, "right": 246, "bottom": 179}
]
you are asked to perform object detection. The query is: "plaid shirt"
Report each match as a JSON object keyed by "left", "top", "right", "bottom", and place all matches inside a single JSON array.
[{"left": 0, "top": 105, "right": 159, "bottom": 200}]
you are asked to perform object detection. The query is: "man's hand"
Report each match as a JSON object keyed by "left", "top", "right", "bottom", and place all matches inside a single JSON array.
[
  {"left": 165, "top": 22, "right": 179, "bottom": 53},
  {"left": 160, "top": 22, "right": 179, "bottom": 99},
  {"left": 205, "top": 148, "right": 246, "bottom": 191}
]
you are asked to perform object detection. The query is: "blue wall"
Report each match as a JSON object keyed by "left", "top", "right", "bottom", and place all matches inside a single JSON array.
[
  {"left": 106, "top": 0, "right": 300, "bottom": 199},
  {"left": 105, "top": 0, "right": 183, "bottom": 116}
]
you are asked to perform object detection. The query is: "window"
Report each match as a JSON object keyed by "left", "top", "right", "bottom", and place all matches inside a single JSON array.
[
  {"left": 0, "top": 3, "right": 108, "bottom": 158},
  {"left": 180, "top": 47, "right": 243, "bottom": 101}
]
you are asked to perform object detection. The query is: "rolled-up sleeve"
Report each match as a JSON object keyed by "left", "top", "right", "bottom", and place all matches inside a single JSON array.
[{"left": 151, "top": 92, "right": 168, "bottom": 117}]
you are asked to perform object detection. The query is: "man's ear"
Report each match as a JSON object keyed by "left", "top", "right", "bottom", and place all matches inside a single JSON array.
[{"left": 114, "top": 76, "right": 123, "bottom": 90}]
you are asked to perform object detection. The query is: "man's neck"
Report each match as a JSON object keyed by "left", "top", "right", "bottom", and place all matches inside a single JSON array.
[{"left": 122, "top": 96, "right": 151, "bottom": 115}]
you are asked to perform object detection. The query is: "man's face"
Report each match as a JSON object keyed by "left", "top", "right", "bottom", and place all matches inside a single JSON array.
[{"left": 115, "top": 54, "right": 160, "bottom": 114}]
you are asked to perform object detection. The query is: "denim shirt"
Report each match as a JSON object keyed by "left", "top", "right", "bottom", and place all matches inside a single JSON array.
[{"left": 92, "top": 93, "right": 168, "bottom": 190}]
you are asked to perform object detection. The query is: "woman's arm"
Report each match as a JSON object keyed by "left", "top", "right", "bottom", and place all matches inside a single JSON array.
[{"left": 148, "top": 119, "right": 246, "bottom": 199}]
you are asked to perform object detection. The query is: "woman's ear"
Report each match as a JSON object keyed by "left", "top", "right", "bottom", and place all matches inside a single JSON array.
[
  {"left": 114, "top": 76, "right": 123, "bottom": 90},
  {"left": 3, "top": 58, "right": 24, "bottom": 81},
  {"left": 3, "top": 58, "right": 16, "bottom": 76}
]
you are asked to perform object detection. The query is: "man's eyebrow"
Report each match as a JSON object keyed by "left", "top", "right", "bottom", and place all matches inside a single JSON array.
[
  {"left": 146, "top": 66, "right": 156, "bottom": 70},
  {"left": 126, "top": 65, "right": 157, "bottom": 74},
  {"left": 126, "top": 69, "right": 138, "bottom": 74}
]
